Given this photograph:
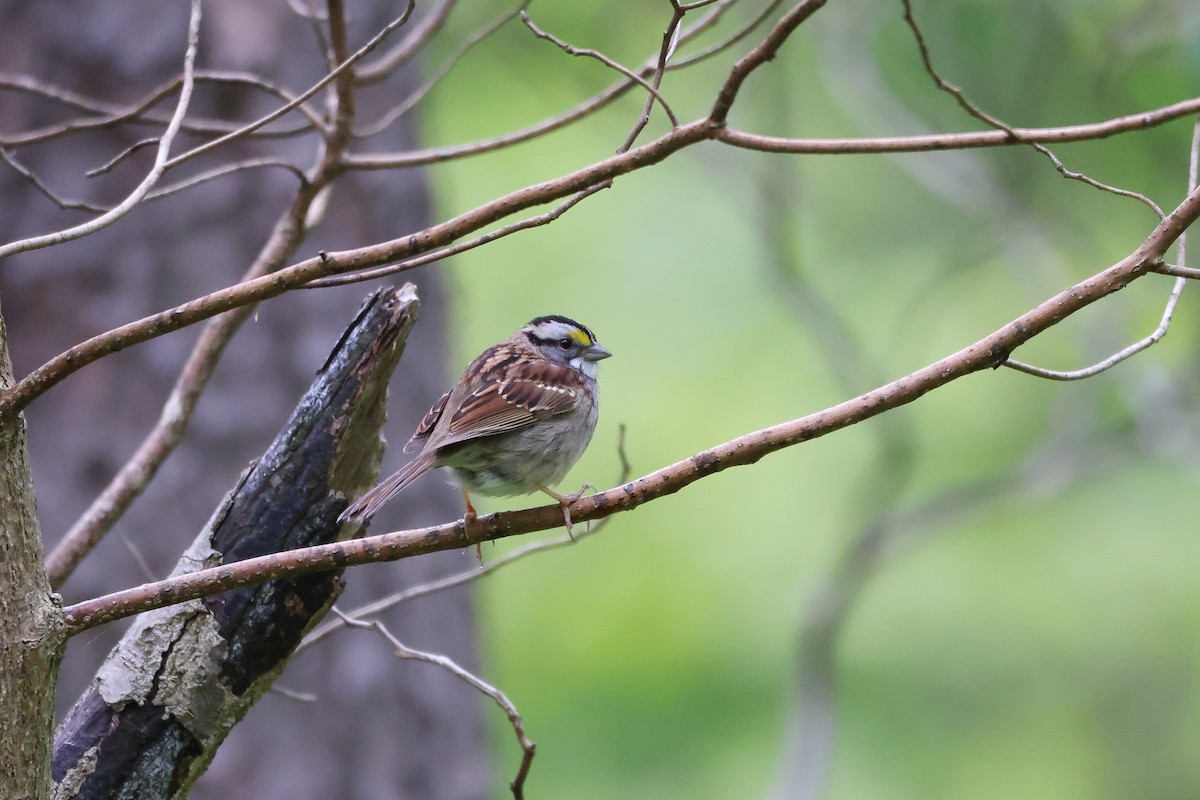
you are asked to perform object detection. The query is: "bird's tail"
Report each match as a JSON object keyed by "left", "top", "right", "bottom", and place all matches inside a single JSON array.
[{"left": 339, "top": 451, "right": 437, "bottom": 522}]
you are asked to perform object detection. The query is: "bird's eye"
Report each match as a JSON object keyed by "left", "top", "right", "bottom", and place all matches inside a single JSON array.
[{"left": 557, "top": 338, "right": 573, "bottom": 350}]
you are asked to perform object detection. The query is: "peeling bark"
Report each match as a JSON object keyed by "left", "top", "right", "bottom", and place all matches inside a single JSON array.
[{"left": 51, "top": 286, "right": 418, "bottom": 799}]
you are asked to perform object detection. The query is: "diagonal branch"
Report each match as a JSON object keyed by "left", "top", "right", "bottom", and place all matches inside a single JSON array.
[
  {"left": 0, "top": 117, "right": 712, "bottom": 421},
  {"left": 709, "top": 0, "right": 827, "bottom": 124},
  {"left": 58, "top": 181, "right": 1200, "bottom": 634}
]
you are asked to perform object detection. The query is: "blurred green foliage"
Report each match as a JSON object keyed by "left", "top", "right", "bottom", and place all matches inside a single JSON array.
[{"left": 416, "top": 1, "right": 1200, "bottom": 797}]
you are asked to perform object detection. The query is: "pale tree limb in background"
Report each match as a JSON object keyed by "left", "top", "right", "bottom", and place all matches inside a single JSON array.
[
  {"left": 42, "top": 0, "right": 372, "bottom": 587},
  {"left": 0, "top": 0, "right": 201, "bottom": 262},
  {"left": 161, "top": 1, "right": 415, "bottom": 173},
  {"left": 333, "top": 609, "right": 537, "bottom": 800}
]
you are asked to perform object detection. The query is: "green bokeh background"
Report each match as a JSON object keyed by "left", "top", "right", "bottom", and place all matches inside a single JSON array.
[{"left": 414, "top": 1, "right": 1200, "bottom": 797}]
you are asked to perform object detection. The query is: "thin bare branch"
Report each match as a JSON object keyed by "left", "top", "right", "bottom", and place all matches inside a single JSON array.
[
  {"left": 0, "top": 0, "right": 202, "bottom": 262},
  {"left": 899, "top": 0, "right": 1163, "bottom": 218},
  {"left": 87, "top": 138, "right": 161, "bottom": 178},
  {"left": 714, "top": 97, "right": 1200, "bottom": 153},
  {"left": 1004, "top": 119, "right": 1200, "bottom": 381},
  {"left": 356, "top": 0, "right": 456, "bottom": 84},
  {"left": 161, "top": 2, "right": 414, "bottom": 172},
  {"left": 305, "top": 183, "right": 606, "bottom": 288},
  {"left": 710, "top": 0, "right": 827, "bottom": 125},
  {"left": 356, "top": 2, "right": 527, "bottom": 139},
  {"left": 0, "top": 70, "right": 326, "bottom": 149},
  {"left": 0, "top": 148, "right": 106, "bottom": 213},
  {"left": 521, "top": 11, "right": 679, "bottom": 129},
  {"left": 144, "top": 158, "right": 308, "bottom": 203},
  {"left": 671, "top": 0, "right": 779, "bottom": 68},
  {"left": 1002, "top": 281, "right": 1183, "bottom": 380},
  {"left": 620, "top": 4, "right": 686, "bottom": 152},
  {"left": 1153, "top": 261, "right": 1200, "bottom": 280},
  {"left": 333, "top": 610, "right": 535, "bottom": 799}
]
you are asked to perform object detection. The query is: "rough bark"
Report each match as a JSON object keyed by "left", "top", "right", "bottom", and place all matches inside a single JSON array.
[
  {"left": 51, "top": 287, "right": 417, "bottom": 799},
  {"left": 0, "top": 295, "right": 66, "bottom": 800}
]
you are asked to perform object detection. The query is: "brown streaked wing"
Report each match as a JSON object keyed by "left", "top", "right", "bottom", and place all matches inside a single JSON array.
[
  {"left": 403, "top": 389, "right": 452, "bottom": 453},
  {"left": 437, "top": 359, "right": 584, "bottom": 448}
]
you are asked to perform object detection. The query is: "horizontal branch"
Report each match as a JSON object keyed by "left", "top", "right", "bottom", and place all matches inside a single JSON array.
[
  {"left": 714, "top": 95, "right": 1200, "bottom": 153},
  {"left": 59, "top": 181, "right": 1200, "bottom": 635},
  {"left": 8, "top": 90, "right": 1198, "bottom": 421}
]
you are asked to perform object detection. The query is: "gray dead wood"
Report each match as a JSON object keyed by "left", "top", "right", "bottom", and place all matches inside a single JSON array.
[{"left": 50, "top": 285, "right": 418, "bottom": 800}]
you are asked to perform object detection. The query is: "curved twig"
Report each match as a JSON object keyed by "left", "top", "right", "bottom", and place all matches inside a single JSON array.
[
  {"left": 1004, "top": 119, "right": 1200, "bottom": 381},
  {"left": 333, "top": 610, "right": 536, "bottom": 799}
]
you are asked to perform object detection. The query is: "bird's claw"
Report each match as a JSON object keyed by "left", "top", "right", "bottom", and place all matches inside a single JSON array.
[{"left": 540, "top": 483, "right": 594, "bottom": 542}]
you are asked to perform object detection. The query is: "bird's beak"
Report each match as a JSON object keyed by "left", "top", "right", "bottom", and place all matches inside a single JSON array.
[{"left": 583, "top": 342, "right": 612, "bottom": 362}]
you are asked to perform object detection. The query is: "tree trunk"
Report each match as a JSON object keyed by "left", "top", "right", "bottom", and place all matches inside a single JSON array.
[{"left": 0, "top": 296, "right": 66, "bottom": 800}]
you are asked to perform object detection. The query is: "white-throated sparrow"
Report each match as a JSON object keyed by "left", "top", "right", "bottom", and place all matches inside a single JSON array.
[{"left": 339, "top": 315, "right": 611, "bottom": 527}]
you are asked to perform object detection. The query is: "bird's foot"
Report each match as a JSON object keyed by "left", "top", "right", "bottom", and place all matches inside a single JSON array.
[
  {"left": 462, "top": 491, "right": 483, "bottom": 565},
  {"left": 537, "top": 483, "right": 594, "bottom": 542}
]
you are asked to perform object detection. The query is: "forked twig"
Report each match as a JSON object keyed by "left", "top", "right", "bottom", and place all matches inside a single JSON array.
[
  {"left": 333, "top": 609, "right": 536, "bottom": 800},
  {"left": 1005, "top": 119, "right": 1199, "bottom": 380}
]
